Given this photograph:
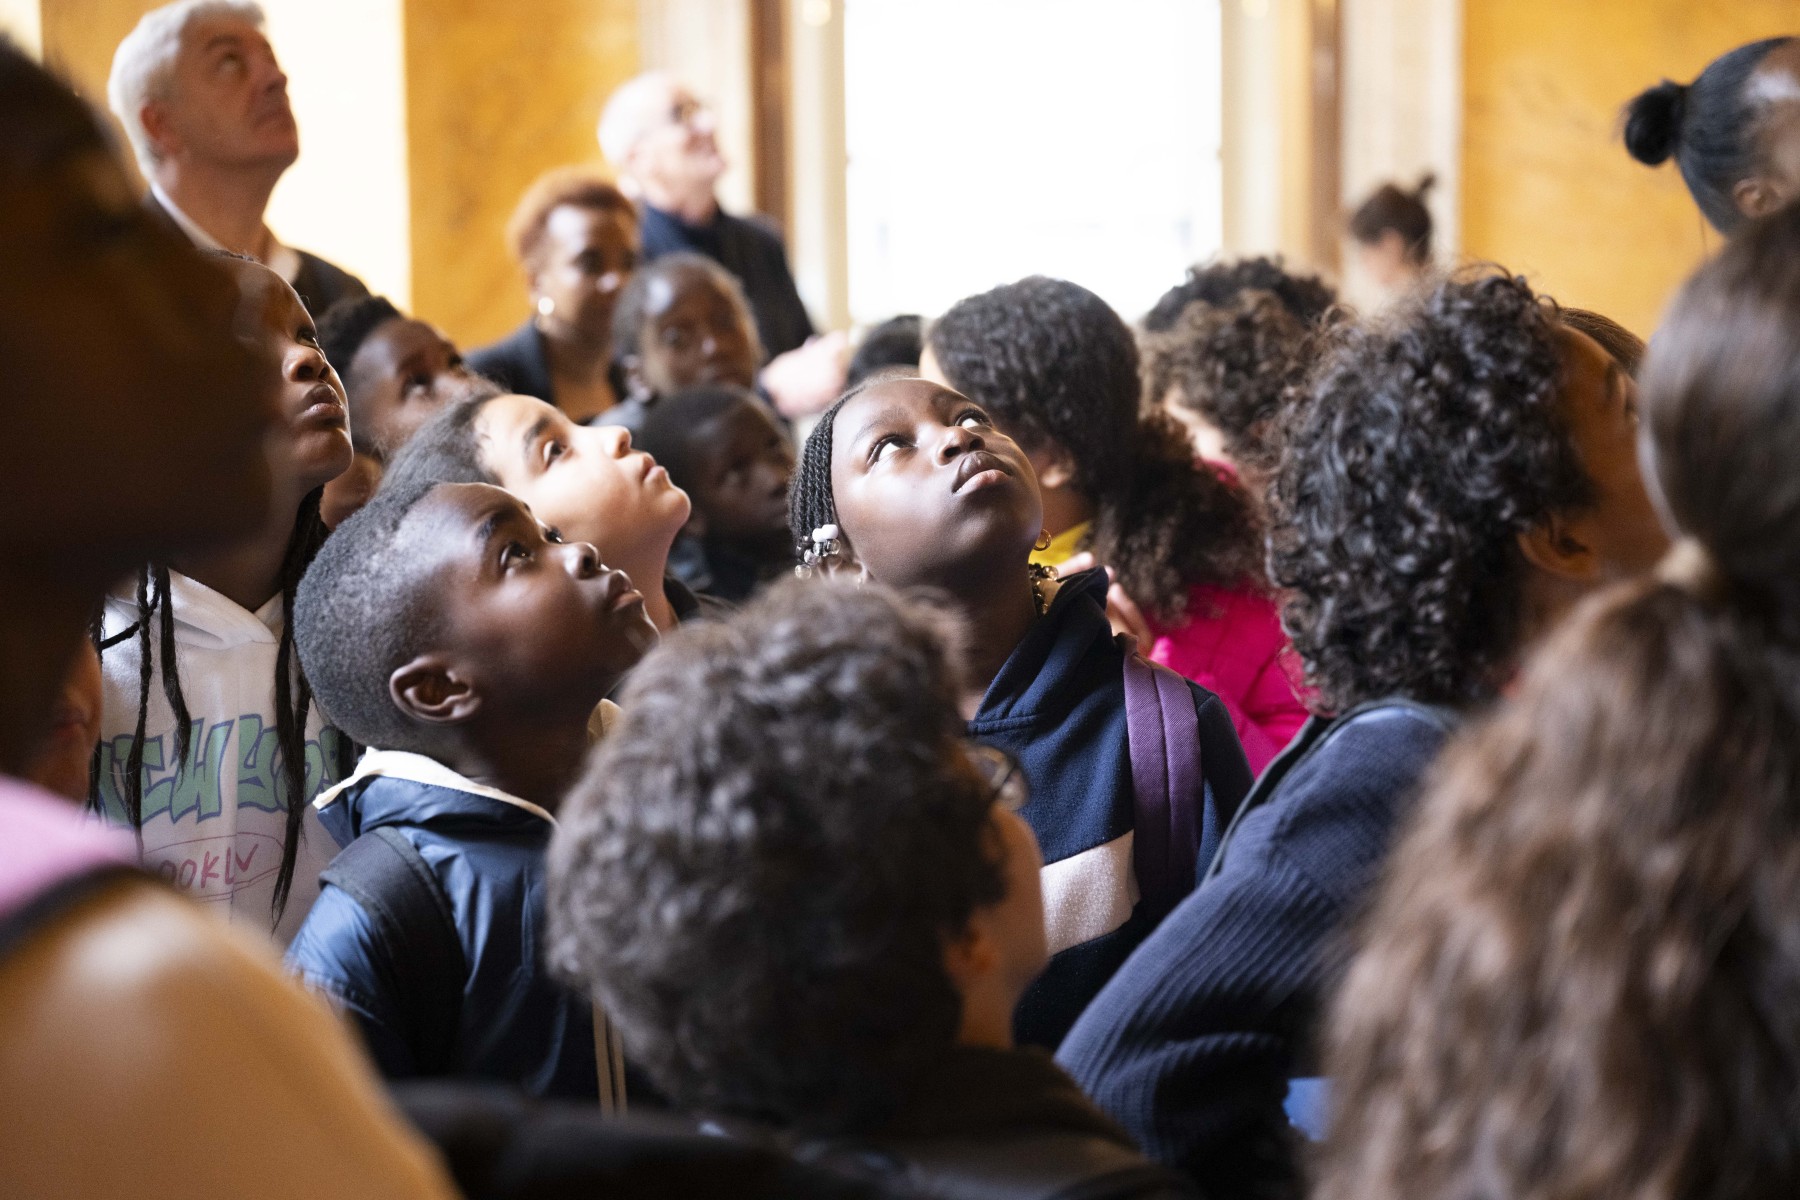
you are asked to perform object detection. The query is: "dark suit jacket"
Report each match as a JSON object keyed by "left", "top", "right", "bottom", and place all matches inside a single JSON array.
[
  {"left": 145, "top": 193, "right": 370, "bottom": 318},
  {"left": 465, "top": 319, "right": 629, "bottom": 414}
]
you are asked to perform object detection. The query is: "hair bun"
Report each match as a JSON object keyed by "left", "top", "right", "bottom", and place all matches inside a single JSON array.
[
  {"left": 1624, "top": 80, "right": 1687, "bottom": 165},
  {"left": 1413, "top": 172, "right": 1437, "bottom": 200}
]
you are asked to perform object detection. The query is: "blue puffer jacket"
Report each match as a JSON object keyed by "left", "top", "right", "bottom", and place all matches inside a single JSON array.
[
  {"left": 972, "top": 570, "right": 1254, "bottom": 1050},
  {"left": 284, "top": 751, "right": 598, "bottom": 1100}
]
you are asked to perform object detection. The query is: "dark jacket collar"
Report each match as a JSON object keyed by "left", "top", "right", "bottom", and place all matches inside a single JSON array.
[
  {"left": 973, "top": 567, "right": 1114, "bottom": 724},
  {"left": 313, "top": 750, "right": 555, "bottom": 846},
  {"left": 875, "top": 1045, "right": 1135, "bottom": 1146}
]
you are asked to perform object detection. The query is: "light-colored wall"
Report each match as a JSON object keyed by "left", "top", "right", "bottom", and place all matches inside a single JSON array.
[
  {"left": 405, "top": 0, "right": 638, "bottom": 348},
  {"left": 1461, "top": 0, "right": 1797, "bottom": 336}
]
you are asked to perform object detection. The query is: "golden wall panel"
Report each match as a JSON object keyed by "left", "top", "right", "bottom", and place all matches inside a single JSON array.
[
  {"left": 1462, "top": 0, "right": 1796, "bottom": 336},
  {"left": 405, "top": 0, "right": 639, "bottom": 350}
]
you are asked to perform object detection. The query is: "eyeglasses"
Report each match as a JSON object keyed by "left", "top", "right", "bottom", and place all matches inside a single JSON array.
[
  {"left": 668, "top": 95, "right": 709, "bottom": 129},
  {"left": 965, "top": 742, "right": 1028, "bottom": 814}
]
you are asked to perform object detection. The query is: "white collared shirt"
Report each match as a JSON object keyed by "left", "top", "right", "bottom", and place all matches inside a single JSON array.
[{"left": 152, "top": 182, "right": 302, "bottom": 284}]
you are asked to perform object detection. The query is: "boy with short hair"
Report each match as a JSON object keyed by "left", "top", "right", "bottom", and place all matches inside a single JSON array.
[
  {"left": 285, "top": 478, "right": 657, "bottom": 1100},
  {"left": 635, "top": 384, "right": 795, "bottom": 601}
]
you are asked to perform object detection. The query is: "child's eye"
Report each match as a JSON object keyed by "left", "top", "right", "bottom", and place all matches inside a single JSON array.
[
  {"left": 544, "top": 526, "right": 566, "bottom": 544},
  {"left": 501, "top": 540, "right": 533, "bottom": 567},
  {"left": 956, "top": 410, "right": 990, "bottom": 430},
  {"left": 298, "top": 328, "right": 321, "bottom": 348},
  {"left": 543, "top": 439, "right": 567, "bottom": 467},
  {"left": 405, "top": 373, "right": 432, "bottom": 395},
  {"left": 870, "top": 435, "right": 905, "bottom": 464}
]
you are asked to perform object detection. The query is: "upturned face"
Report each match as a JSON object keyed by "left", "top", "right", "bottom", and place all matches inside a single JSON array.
[
  {"left": 685, "top": 399, "right": 795, "bottom": 546},
  {"left": 828, "top": 378, "right": 1043, "bottom": 590},
  {"left": 531, "top": 203, "right": 639, "bottom": 350},
  {"left": 407, "top": 483, "right": 657, "bottom": 713},
  {"left": 628, "top": 80, "right": 727, "bottom": 196},
  {"left": 155, "top": 14, "right": 299, "bottom": 172},
  {"left": 472, "top": 394, "right": 692, "bottom": 569},
  {"left": 1554, "top": 325, "right": 1670, "bottom": 579},
  {"left": 228, "top": 257, "right": 353, "bottom": 498},
  {"left": 343, "top": 316, "right": 488, "bottom": 460},
  {"left": 633, "top": 266, "right": 761, "bottom": 396}
]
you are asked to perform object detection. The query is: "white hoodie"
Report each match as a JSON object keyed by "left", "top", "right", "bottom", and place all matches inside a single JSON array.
[{"left": 99, "top": 572, "right": 345, "bottom": 946}]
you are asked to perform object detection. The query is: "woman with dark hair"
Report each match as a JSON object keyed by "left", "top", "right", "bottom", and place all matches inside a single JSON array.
[
  {"left": 1317, "top": 201, "right": 1800, "bottom": 1200},
  {"left": 924, "top": 276, "right": 1306, "bottom": 770},
  {"left": 1057, "top": 272, "right": 1668, "bottom": 1198},
  {"left": 1347, "top": 174, "right": 1436, "bottom": 302},
  {"left": 467, "top": 167, "right": 638, "bottom": 422},
  {"left": 1625, "top": 37, "right": 1800, "bottom": 233}
]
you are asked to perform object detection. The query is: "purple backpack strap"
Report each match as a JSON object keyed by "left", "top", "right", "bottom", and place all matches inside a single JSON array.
[{"left": 1120, "top": 641, "right": 1203, "bottom": 921}]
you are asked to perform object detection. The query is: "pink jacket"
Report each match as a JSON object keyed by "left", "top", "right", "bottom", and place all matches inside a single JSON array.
[{"left": 1147, "top": 583, "right": 1308, "bottom": 774}]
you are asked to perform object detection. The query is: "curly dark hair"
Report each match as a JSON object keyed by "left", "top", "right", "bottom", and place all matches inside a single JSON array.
[
  {"left": 545, "top": 578, "right": 1007, "bottom": 1133},
  {"left": 1267, "top": 270, "right": 1592, "bottom": 711},
  {"left": 1139, "top": 288, "right": 1313, "bottom": 478},
  {"left": 926, "top": 276, "right": 1261, "bottom": 619},
  {"left": 1561, "top": 306, "right": 1646, "bottom": 377},
  {"left": 1142, "top": 254, "right": 1338, "bottom": 332}
]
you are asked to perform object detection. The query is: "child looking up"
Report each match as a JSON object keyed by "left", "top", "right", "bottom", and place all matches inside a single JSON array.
[
  {"left": 1057, "top": 274, "right": 1670, "bottom": 1198},
  {"left": 97, "top": 255, "right": 355, "bottom": 943},
  {"left": 384, "top": 392, "right": 695, "bottom": 632},
  {"left": 547, "top": 579, "right": 1195, "bottom": 1197},
  {"left": 612, "top": 252, "right": 761, "bottom": 409},
  {"left": 789, "top": 373, "right": 1253, "bottom": 1049},
  {"left": 925, "top": 277, "right": 1307, "bottom": 771},
  {"left": 285, "top": 479, "right": 656, "bottom": 1099},
  {"left": 316, "top": 294, "right": 498, "bottom": 527},
  {"left": 635, "top": 385, "right": 795, "bottom": 602}
]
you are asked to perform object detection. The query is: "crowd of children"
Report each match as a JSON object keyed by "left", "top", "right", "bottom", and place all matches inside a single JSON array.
[{"left": 6, "top": 9, "right": 1800, "bottom": 1200}]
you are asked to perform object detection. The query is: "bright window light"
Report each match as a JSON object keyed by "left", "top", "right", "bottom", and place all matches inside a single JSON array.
[{"left": 843, "top": 0, "right": 1223, "bottom": 326}]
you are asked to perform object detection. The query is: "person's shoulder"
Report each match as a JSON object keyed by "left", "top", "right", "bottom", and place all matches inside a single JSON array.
[
  {"left": 1265, "top": 703, "right": 1456, "bottom": 839},
  {"left": 721, "top": 207, "right": 792, "bottom": 254}
]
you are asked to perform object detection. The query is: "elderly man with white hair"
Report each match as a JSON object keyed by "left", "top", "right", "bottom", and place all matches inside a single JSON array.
[
  {"left": 108, "top": 0, "right": 368, "bottom": 315},
  {"left": 599, "top": 71, "right": 845, "bottom": 417}
]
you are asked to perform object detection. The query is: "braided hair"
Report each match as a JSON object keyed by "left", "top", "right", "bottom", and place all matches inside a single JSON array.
[
  {"left": 97, "top": 487, "right": 343, "bottom": 925},
  {"left": 787, "top": 370, "right": 915, "bottom": 555}
]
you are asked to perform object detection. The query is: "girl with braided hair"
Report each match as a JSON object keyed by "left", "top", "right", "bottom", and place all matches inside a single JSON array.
[
  {"left": 789, "top": 371, "right": 1253, "bottom": 1050},
  {"left": 96, "top": 256, "right": 356, "bottom": 943}
]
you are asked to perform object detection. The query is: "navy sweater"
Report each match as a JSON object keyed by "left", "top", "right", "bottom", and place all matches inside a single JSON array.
[
  {"left": 1056, "top": 701, "right": 1455, "bottom": 1196},
  {"left": 972, "top": 570, "right": 1252, "bottom": 1050}
]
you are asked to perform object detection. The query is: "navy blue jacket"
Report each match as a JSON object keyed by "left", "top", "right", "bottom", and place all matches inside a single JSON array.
[
  {"left": 1056, "top": 701, "right": 1456, "bottom": 1196},
  {"left": 972, "top": 570, "right": 1252, "bottom": 1050},
  {"left": 639, "top": 203, "right": 814, "bottom": 359},
  {"left": 285, "top": 754, "right": 598, "bottom": 1099}
]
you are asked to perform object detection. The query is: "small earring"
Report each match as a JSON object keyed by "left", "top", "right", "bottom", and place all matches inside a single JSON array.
[
  {"left": 536, "top": 295, "right": 555, "bottom": 318},
  {"left": 1034, "top": 529, "right": 1053, "bottom": 552}
]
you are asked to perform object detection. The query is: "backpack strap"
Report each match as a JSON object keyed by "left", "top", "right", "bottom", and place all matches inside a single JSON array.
[
  {"left": 319, "top": 826, "right": 466, "bottom": 1074},
  {"left": 1120, "top": 641, "right": 1207, "bottom": 924}
]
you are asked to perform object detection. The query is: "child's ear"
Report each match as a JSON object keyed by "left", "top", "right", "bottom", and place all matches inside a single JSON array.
[
  {"left": 1517, "top": 514, "right": 1597, "bottom": 584},
  {"left": 1022, "top": 439, "right": 1077, "bottom": 491},
  {"left": 389, "top": 656, "right": 482, "bottom": 725}
]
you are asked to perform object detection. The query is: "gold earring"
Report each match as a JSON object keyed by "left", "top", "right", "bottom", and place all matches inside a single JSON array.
[{"left": 1034, "top": 529, "right": 1053, "bottom": 552}]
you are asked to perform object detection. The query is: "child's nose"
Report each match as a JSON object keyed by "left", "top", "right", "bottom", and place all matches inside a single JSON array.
[
  {"left": 288, "top": 344, "right": 328, "bottom": 382},
  {"left": 563, "top": 540, "right": 601, "bottom": 578},
  {"left": 938, "top": 423, "right": 983, "bottom": 462},
  {"left": 596, "top": 424, "right": 633, "bottom": 456}
]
